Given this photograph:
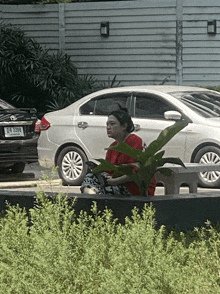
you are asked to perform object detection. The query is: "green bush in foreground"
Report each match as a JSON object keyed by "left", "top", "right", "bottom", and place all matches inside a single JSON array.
[{"left": 0, "top": 192, "right": 220, "bottom": 293}]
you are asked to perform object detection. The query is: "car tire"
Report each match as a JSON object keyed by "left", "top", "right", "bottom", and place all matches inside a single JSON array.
[
  {"left": 10, "top": 162, "right": 26, "bottom": 174},
  {"left": 0, "top": 162, "right": 26, "bottom": 174},
  {"left": 57, "top": 146, "right": 88, "bottom": 186},
  {"left": 194, "top": 146, "right": 220, "bottom": 188}
]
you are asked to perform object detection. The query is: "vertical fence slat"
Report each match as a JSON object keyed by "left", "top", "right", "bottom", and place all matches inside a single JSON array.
[
  {"left": 59, "top": 3, "right": 65, "bottom": 53},
  {"left": 176, "top": 0, "right": 183, "bottom": 85}
]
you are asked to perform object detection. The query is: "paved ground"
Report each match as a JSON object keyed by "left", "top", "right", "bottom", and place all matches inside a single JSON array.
[
  {"left": 0, "top": 162, "right": 220, "bottom": 196},
  {"left": 24, "top": 162, "right": 57, "bottom": 180},
  {"left": 0, "top": 162, "right": 79, "bottom": 193}
]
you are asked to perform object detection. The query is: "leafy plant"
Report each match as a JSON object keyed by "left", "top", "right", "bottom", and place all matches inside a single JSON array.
[
  {"left": 205, "top": 86, "right": 220, "bottom": 93},
  {"left": 0, "top": 23, "right": 122, "bottom": 115},
  {"left": 93, "top": 119, "right": 188, "bottom": 196},
  {"left": 1, "top": 191, "right": 220, "bottom": 293},
  {"left": 98, "top": 74, "right": 121, "bottom": 89},
  {"left": 0, "top": 23, "right": 78, "bottom": 116},
  {"left": 46, "top": 74, "right": 121, "bottom": 112}
]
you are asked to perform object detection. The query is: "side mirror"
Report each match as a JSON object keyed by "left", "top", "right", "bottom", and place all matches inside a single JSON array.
[{"left": 164, "top": 110, "right": 182, "bottom": 120}]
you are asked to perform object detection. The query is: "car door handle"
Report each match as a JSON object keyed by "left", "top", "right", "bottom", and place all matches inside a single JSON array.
[
  {"left": 78, "top": 122, "right": 88, "bottom": 129},
  {"left": 134, "top": 124, "right": 140, "bottom": 132}
]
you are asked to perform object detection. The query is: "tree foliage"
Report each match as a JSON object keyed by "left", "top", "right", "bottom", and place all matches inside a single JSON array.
[
  {"left": 0, "top": 23, "right": 80, "bottom": 115},
  {"left": 0, "top": 23, "right": 121, "bottom": 116}
]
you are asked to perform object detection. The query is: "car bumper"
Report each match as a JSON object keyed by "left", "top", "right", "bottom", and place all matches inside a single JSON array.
[
  {"left": 38, "top": 156, "right": 54, "bottom": 168},
  {"left": 37, "top": 132, "right": 58, "bottom": 168},
  {"left": 0, "top": 136, "right": 38, "bottom": 165},
  {"left": 0, "top": 136, "right": 39, "bottom": 165}
]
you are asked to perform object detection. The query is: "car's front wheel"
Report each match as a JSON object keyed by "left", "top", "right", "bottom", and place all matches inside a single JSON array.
[
  {"left": 194, "top": 146, "right": 220, "bottom": 188},
  {"left": 57, "top": 146, "right": 88, "bottom": 186}
]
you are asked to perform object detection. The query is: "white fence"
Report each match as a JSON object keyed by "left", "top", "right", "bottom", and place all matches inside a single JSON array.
[{"left": 1, "top": 0, "right": 220, "bottom": 86}]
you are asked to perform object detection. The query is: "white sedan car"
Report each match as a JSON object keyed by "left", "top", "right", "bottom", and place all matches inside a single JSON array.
[{"left": 37, "top": 85, "right": 220, "bottom": 188}]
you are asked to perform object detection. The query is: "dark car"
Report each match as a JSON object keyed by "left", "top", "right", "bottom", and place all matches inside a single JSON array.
[{"left": 0, "top": 98, "right": 40, "bottom": 174}]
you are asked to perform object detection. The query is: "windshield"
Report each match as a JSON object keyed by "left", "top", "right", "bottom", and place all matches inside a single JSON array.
[{"left": 170, "top": 91, "right": 220, "bottom": 118}]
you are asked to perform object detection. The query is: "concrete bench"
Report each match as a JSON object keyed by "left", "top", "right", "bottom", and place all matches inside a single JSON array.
[{"left": 155, "top": 163, "right": 220, "bottom": 195}]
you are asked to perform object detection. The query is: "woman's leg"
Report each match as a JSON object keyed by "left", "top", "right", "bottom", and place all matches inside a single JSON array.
[
  {"left": 81, "top": 172, "right": 132, "bottom": 196},
  {"left": 80, "top": 172, "right": 106, "bottom": 194}
]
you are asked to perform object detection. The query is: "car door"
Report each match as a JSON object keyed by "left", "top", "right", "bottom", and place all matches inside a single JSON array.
[
  {"left": 74, "top": 93, "right": 132, "bottom": 160},
  {"left": 131, "top": 92, "right": 187, "bottom": 159}
]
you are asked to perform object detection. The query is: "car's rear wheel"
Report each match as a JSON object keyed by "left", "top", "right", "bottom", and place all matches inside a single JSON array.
[
  {"left": 0, "top": 162, "right": 25, "bottom": 174},
  {"left": 57, "top": 146, "right": 88, "bottom": 186},
  {"left": 194, "top": 146, "right": 220, "bottom": 188},
  {"left": 10, "top": 162, "right": 26, "bottom": 174}
]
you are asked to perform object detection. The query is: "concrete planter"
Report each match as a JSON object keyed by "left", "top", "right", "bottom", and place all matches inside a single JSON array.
[{"left": 1, "top": 190, "right": 220, "bottom": 232}]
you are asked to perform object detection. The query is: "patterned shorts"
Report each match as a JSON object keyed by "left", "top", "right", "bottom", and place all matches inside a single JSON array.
[{"left": 80, "top": 172, "right": 132, "bottom": 196}]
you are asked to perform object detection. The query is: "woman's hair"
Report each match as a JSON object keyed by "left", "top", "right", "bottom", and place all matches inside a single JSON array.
[{"left": 108, "top": 104, "right": 134, "bottom": 133}]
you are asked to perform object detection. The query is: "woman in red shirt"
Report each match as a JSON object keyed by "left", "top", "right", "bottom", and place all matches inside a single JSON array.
[{"left": 80, "top": 106, "right": 156, "bottom": 196}]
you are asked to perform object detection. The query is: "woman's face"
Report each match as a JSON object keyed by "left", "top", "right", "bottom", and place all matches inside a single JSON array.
[{"left": 106, "top": 115, "right": 127, "bottom": 141}]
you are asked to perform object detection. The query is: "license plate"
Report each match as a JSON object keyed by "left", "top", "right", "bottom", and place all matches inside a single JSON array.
[{"left": 4, "top": 126, "right": 24, "bottom": 137}]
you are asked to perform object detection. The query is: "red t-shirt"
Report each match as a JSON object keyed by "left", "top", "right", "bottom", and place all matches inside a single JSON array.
[{"left": 105, "top": 134, "right": 156, "bottom": 196}]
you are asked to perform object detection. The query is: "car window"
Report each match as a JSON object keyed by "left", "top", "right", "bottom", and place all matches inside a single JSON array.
[
  {"left": 80, "top": 94, "right": 130, "bottom": 115},
  {"left": 171, "top": 91, "right": 220, "bottom": 118},
  {"left": 80, "top": 100, "right": 95, "bottom": 115},
  {"left": 133, "top": 94, "right": 176, "bottom": 119}
]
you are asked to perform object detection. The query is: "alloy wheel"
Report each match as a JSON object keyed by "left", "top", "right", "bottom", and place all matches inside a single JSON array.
[
  {"left": 62, "top": 151, "right": 83, "bottom": 181},
  {"left": 199, "top": 151, "right": 220, "bottom": 183}
]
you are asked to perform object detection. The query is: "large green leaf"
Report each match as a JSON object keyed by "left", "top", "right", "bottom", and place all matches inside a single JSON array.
[
  {"left": 92, "top": 159, "right": 116, "bottom": 174},
  {"left": 142, "top": 120, "right": 188, "bottom": 159},
  {"left": 157, "top": 157, "right": 186, "bottom": 168},
  {"left": 106, "top": 143, "right": 143, "bottom": 160},
  {"left": 111, "top": 164, "right": 135, "bottom": 178},
  {"left": 93, "top": 159, "right": 135, "bottom": 178},
  {"left": 156, "top": 167, "right": 173, "bottom": 176},
  {"left": 154, "top": 150, "right": 165, "bottom": 160}
]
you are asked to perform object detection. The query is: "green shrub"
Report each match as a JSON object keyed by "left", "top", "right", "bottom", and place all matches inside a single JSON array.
[
  {"left": 0, "top": 192, "right": 220, "bottom": 293},
  {"left": 0, "top": 23, "right": 78, "bottom": 115},
  {"left": 0, "top": 23, "right": 121, "bottom": 116},
  {"left": 205, "top": 86, "right": 220, "bottom": 93}
]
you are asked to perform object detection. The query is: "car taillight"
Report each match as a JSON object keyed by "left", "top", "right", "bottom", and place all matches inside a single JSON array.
[
  {"left": 34, "top": 119, "right": 41, "bottom": 132},
  {"left": 40, "top": 116, "right": 51, "bottom": 131}
]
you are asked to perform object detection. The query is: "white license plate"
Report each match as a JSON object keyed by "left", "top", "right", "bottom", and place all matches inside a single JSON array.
[{"left": 4, "top": 126, "right": 24, "bottom": 137}]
